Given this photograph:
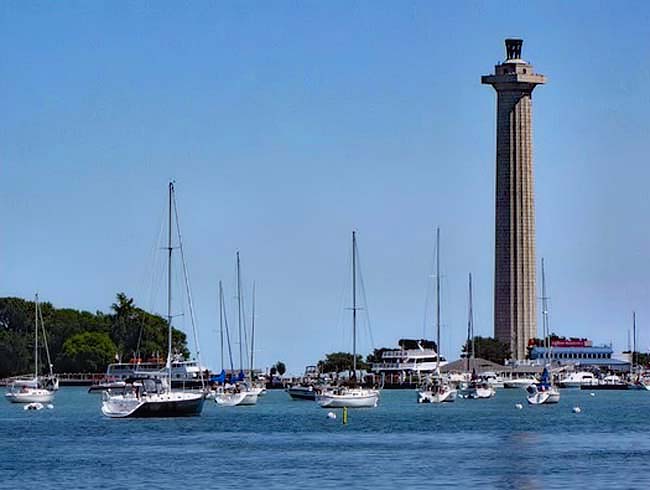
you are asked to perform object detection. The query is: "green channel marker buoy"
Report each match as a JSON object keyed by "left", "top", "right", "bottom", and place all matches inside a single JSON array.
[{"left": 342, "top": 406, "right": 348, "bottom": 425}]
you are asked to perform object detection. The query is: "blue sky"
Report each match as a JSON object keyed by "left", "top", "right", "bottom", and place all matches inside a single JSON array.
[{"left": 2, "top": 1, "right": 650, "bottom": 374}]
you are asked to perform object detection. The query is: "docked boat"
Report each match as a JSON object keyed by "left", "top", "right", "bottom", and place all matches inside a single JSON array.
[
  {"left": 5, "top": 294, "right": 58, "bottom": 404},
  {"left": 101, "top": 182, "right": 206, "bottom": 418},
  {"left": 558, "top": 371, "right": 598, "bottom": 388},
  {"left": 503, "top": 377, "right": 537, "bottom": 389},
  {"left": 416, "top": 228, "right": 456, "bottom": 404},
  {"left": 581, "top": 374, "right": 629, "bottom": 390}
]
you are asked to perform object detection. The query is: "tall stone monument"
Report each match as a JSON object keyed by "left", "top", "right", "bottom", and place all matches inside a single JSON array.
[{"left": 482, "top": 39, "right": 545, "bottom": 360}]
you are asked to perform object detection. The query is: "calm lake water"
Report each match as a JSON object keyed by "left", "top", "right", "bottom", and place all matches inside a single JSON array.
[{"left": 1, "top": 387, "right": 649, "bottom": 489}]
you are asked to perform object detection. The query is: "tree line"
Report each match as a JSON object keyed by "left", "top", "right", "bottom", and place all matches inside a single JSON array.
[{"left": 0, "top": 293, "right": 189, "bottom": 378}]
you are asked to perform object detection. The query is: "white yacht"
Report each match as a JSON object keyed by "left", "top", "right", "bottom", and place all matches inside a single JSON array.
[
  {"left": 5, "top": 294, "right": 58, "bottom": 404},
  {"left": 558, "top": 371, "right": 598, "bottom": 388},
  {"left": 458, "top": 378, "right": 496, "bottom": 399},
  {"left": 104, "top": 358, "right": 204, "bottom": 387}
]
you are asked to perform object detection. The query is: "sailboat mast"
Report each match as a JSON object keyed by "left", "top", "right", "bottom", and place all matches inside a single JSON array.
[
  {"left": 435, "top": 227, "right": 441, "bottom": 373},
  {"left": 466, "top": 272, "right": 476, "bottom": 371},
  {"left": 236, "top": 252, "right": 243, "bottom": 374},
  {"left": 219, "top": 281, "right": 224, "bottom": 372},
  {"left": 541, "top": 258, "right": 548, "bottom": 363},
  {"left": 34, "top": 294, "right": 39, "bottom": 379},
  {"left": 352, "top": 231, "right": 357, "bottom": 378},
  {"left": 250, "top": 282, "right": 256, "bottom": 382},
  {"left": 167, "top": 182, "right": 174, "bottom": 389},
  {"left": 633, "top": 311, "right": 636, "bottom": 374}
]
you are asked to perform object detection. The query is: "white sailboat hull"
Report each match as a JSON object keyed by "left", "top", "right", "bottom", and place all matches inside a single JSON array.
[
  {"left": 417, "top": 388, "right": 457, "bottom": 404},
  {"left": 5, "top": 389, "right": 54, "bottom": 404},
  {"left": 214, "top": 392, "right": 248, "bottom": 407},
  {"left": 526, "top": 388, "right": 560, "bottom": 405},
  {"left": 316, "top": 389, "right": 379, "bottom": 408}
]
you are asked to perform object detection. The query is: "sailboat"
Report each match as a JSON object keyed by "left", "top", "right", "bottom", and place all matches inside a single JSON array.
[
  {"left": 214, "top": 253, "right": 260, "bottom": 406},
  {"left": 417, "top": 228, "right": 456, "bottom": 404},
  {"left": 316, "top": 231, "right": 380, "bottom": 409},
  {"left": 101, "top": 182, "right": 206, "bottom": 418},
  {"left": 5, "top": 294, "right": 58, "bottom": 404},
  {"left": 458, "top": 274, "right": 495, "bottom": 400},
  {"left": 526, "top": 258, "right": 560, "bottom": 405}
]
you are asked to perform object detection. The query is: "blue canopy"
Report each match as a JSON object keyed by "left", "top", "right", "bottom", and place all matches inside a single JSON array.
[{"left": 209, "top": 369, "right": 226, "bottom": 384}]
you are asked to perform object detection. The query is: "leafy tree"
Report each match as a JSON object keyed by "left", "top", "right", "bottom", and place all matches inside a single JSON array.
[
  {"left": 0, "top": 294, "right": 190, "bottom": 377},
  {"left": 366, "top": 347, "right": 392, "bottom": 365},
  {"left": 274, "top": 361, "right": 286, "bottom": 376},
  {"left": 56, "top": 332, "right": 118, "bottom": 373},
  {"left": 317, "top": 352, "right": 368, "bottom": 374},
  {"left": 461, "top": 336, "right": 511, "bottom": 365}
]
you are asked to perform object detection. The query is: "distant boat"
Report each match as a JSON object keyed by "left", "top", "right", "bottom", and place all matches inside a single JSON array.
[
  {"left": 101, "top": 182, "right": 205, "bottom": 418},
  {"left": 5, "top": 294, "right": 58, "bottom": 404},
  {"left": 526, "top": 259, "right": 560, "bottom": 405},
  {"left": 526, "top": 367, "right": 561, "bottom": 405},
  {"left": 558, "top": 371, "right": 598, "bottom": 389},
  {"left": 213, "top": 255, "right": 261, "bottom": 407},
  {"left": 417, "top": 228, "right": 456, "bottom": 404},
  {"left": 316, "top": 231, "right": 380, "bottom": 409}
]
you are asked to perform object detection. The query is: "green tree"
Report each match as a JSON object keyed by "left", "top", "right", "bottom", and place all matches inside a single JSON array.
[
  {"left": 461, "top": 336, "right": 511, "bottom": 365},
  {"left": 274, "top": 361, "right": 286, "bottom": 376},
  {"left": 366, "top": 347, "right": 391, "bottom": 365},
  {"left": 317, "top": 352, "right": 368, "bottom": 373},
  {"left": 57, "top": 332, "right": 118, "bottom": 373}
]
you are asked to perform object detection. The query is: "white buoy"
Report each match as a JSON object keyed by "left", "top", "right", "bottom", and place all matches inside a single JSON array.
[
  {"left": 573, "top": 406, "right": 581, "bottom": 413},
  {"left": 515, "top": 403, "right": 523, "bottom": 410},
  {"left": 327, "top": 411, "right": 337, "bottom": 419},
  {"left": 46, "top": 404, "right": 54, "bottom": 409},
  {"left": 589, "top": 392, "right": 596, "bottom": 397}
]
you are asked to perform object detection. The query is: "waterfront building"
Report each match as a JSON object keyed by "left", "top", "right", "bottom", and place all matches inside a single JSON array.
[
  {"left": 482, "top": 39, "right": 545, "bottom": 360},
  {"left": 528, "top": 338, "right": 630, "bottom": 371}
]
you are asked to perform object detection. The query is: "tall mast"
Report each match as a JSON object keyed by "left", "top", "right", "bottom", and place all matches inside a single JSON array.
[
  {"left": 633, "top": 311, "right": 636, "bottom": 374},
  {"left": 167, "top": 181, "right": 174, "bottom": 390},
  {"left": 467, "top": 273, "right": 474, "bottom": 372},
  {"left": 250, "top": 282, "right": 256, "bottom": 382},
  {"left": 435, "top": 227, "right": 441, "bottom": 373},
  {"left": 236, "top": 252, "right": 243, "bottom": 374},
  {"left": 34, "top": 294, "right": 39, "bottom": 379},
  {"left": 541, "top": 258, "right": 548, "bottom": 364},
  {"left": 219, "top": 281, "right": 224, "bottom": 372},
  {"left": 352, "top": 230, "right": 357, "bottom": 378}
]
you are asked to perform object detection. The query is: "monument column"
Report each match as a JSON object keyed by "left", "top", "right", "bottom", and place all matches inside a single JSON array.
[{"left": 482, "top": 39, "right": 545, "bottom": 360}]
